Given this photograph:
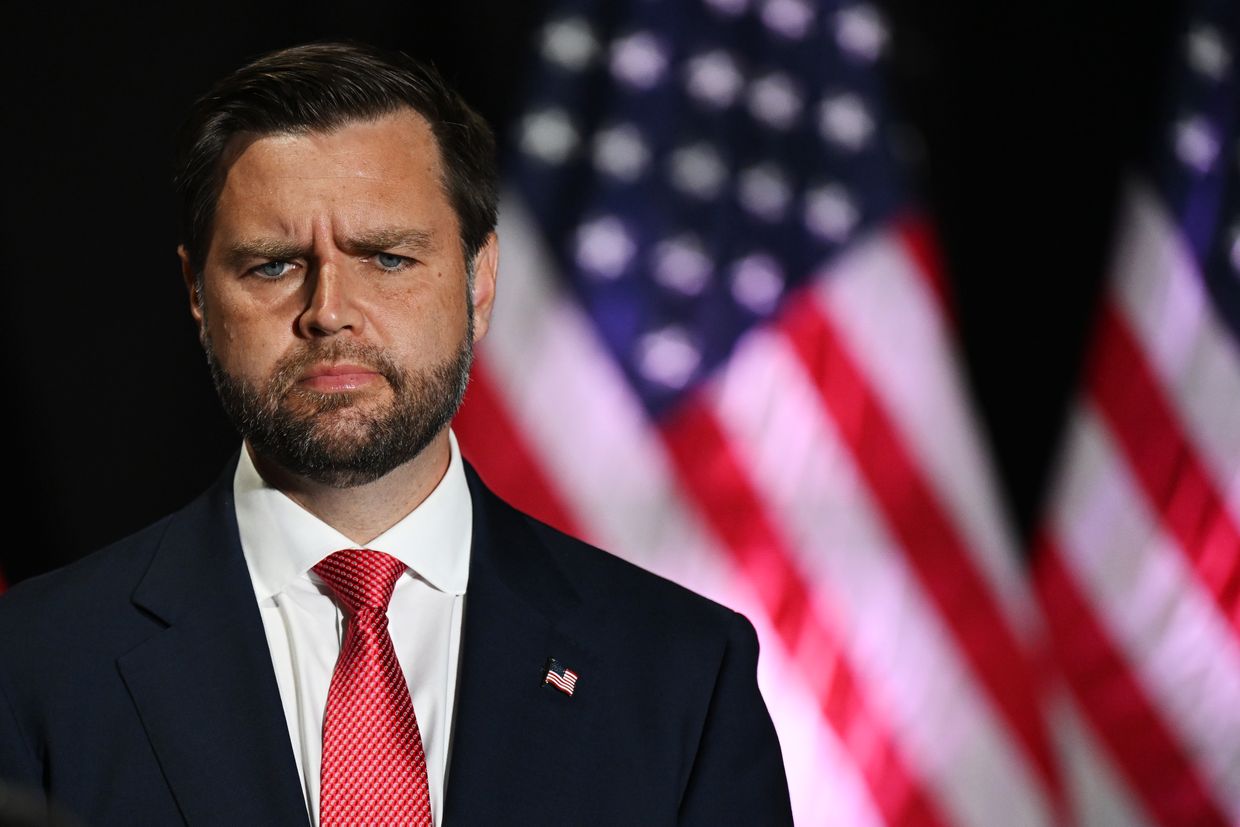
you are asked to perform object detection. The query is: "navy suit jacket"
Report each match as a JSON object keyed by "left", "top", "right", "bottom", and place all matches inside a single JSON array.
[{"left": 0, "top": 457, "right": 792, "bottom": 825}]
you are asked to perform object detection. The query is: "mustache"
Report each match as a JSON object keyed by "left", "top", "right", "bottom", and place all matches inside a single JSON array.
[{"left": 269, "top": 340, "right": 405, "bottom": 396}]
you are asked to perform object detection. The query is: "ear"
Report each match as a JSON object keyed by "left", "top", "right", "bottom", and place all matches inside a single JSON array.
[
  {"left": 468, "top": 232, "right": 499, "bottom": 344},
  {"left": 178, "top": 245, "right": 207, "bottom": 343}
]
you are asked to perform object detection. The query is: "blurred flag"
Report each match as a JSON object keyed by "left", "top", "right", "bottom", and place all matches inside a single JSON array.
[
  {"left": 456, "top": 0, "right": 1057, "bottom": 823},
  {"left": 1033, "top": 2, "right": 1240, "bottom": 825}
]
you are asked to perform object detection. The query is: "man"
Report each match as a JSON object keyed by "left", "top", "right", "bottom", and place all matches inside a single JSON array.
[{"left": 0, "top": 43, "right": 792, "bottom": 826}]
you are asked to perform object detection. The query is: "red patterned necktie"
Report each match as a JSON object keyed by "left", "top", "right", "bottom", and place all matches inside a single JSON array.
[{"left": 313, "top": 549, "right": 432, "bottom": 826}]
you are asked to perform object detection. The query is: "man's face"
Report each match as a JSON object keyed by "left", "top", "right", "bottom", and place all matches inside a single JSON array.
[{"left": 180, "top": 109, "right": 498, "bottom": 487}]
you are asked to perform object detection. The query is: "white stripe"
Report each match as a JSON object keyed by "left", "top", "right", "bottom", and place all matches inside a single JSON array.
[
  {"left": 1050, "top": 406, "right": 1240, "bottom": 818},
  {"left": 1048, "top": 691, "right": 1156, "bottom": 827},
  {"left": 709, "top": 324, "right": 1053, "bottom": 827},
  {"left": 487, "top": 191, "right": 837, "bottom": 821},
  {"left": 1110, "top": 183, "right": 1240, "bottom": 522},
  {"left": 811, "top": 228, "right": 1036, "bottom": 638}
]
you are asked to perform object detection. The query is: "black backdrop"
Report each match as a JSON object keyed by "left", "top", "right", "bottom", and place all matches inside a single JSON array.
[{"left": 0, "top": 0, "right": 1179, "bottom": 584}]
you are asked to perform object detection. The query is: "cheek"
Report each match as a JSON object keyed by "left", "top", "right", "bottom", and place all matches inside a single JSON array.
[
  {"left": 204, "top": 299, "right": 290, "bottom": 376},
  {"left": 374, "top": 277, "right": 468, "bottom": 342}
]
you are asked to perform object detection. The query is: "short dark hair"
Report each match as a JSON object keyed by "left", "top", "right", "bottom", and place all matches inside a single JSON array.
[{"left": 174, "top": 42, "right": 498, "bottom": 276}]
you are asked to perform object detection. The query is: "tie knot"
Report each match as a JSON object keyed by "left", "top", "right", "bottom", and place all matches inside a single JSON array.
[{"left": 313, "top": 549, "right": 406, "bottom": 614}]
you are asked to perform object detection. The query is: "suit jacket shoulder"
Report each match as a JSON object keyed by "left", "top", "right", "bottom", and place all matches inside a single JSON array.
[
  {"left": 534, "top": 509, "right": 739, "bottom": 633},
  {"left": 448, "top": 468, "right": 793, "bottom": 825},
  {"left": 0, "top": 459, "right": 309, "bottom": 826},
  {"left": 0, "top": 512, "right": 174, "bottom": 653}
]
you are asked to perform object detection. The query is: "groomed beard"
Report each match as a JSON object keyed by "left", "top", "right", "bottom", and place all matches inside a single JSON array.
[{"left": 203, "top": 319, "right": 473, "bottom": 489}]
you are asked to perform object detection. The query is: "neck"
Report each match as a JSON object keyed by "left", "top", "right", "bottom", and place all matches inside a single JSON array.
[{"left": 246, "top": 432, "right": 452, "bottom": 546}]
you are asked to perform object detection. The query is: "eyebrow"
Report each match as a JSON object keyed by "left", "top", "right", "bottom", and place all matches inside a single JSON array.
[
  {"left": 219, "top": 228, "right": 437, "bottom": 270},
  {"left": 220, "top": 238, "right": 308, "bottom": 270},
  {"left": 344, "top": 227, "right": 437, "bottom": 255}
]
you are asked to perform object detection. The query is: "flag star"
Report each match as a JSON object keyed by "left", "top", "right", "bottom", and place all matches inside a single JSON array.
[
  {"left": 730, "top": 254, "right": 785, "bottom": 314},
  {"left": 636, "top": 326, "right": 702, "bottom": 388},
  {"left": 760, "top": 0, "right": 815, "bottom": 40},
  {"left": 819, "top": 93, "right": 875, "bottom": 151},
  {"left": 1173, "top": 115, "right": 1220, "bottom": 173},
  {"left": 747, "top": 73, "right": 803, "bottom": 130},
  {"left": 702, "top": 0, "right": 749, "bottom": 18},
  {"left": 685, "top": 50, "right": 745, "bottom": 109},
  {"left": 610, "top": 31, "right": 669, "bottom": 90},
  {"left": 835, "top": 5, "right": 888, "bottom": 62},
  {"left": 519, "top": 108, "right": 580, "bottom": 164},
  {"left": 1185, "top": 24, "right": 1231, "bottom": 81},
  {"left": 653, "top": 234, "right": 714, "bottom": 295},
  {"left": 541, "top": 17, "right": 600, "bottom": 71},
  {"left": 594, "top": 123, "right": 651, "bottom": 181},
  {"left": 668, "top": 143, "right": 729, "bottom": 199},
  {"left": 804, "top": 184, "right": 859, "bottom": 241},
  {"left": 738, "top": 163, "right": 792, "bottom": 220},
  {"left": 575, "top": 216, "right": 637, "bottom": 279}
]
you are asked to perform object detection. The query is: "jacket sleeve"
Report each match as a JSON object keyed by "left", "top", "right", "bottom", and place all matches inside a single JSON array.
[{"left": 678, "top": 611, "right": 794, "bottom": 826}]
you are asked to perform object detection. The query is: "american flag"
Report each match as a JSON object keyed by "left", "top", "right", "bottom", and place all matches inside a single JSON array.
[
  {"left": 543, "top": 658, "right": 580, "bottom": 696},
  {"left": 454, "top": 0, "right": 1057, "bottom": 823},
  {"left": 1034, "top": 1, "right": 1240, "bottom": 825}
]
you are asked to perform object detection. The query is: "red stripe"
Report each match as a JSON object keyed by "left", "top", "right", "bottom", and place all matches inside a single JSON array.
[
  {"left": 454, "top": 356, "right": 584, "bottom": 539},
  {"left": 894, "top": 213, "right": 952, "bottom": 320},
  {"left": 661, "top": 401, "right": 951, "bottom": 827},
  {"left": 776, "top": 294, "right": 1061, "bottom": 799},
  {"left": 1088, "top": 301, "right": 1240, "bottom": 632},
  {"left": 1034, "top": 533, "right": 1230, "bottom": 827}
]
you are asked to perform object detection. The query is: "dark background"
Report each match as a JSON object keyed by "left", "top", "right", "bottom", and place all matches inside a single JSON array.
[{"left": 0, "top": 0, "right": 1179, "bottom": 584}]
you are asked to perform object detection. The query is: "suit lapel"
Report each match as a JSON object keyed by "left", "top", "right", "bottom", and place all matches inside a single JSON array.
[
  {"left": 118, "top": 458, "right": 309, "bottom": 827},
  {"left": 444, "top": 469, "right": 599, "bottom": 824}
]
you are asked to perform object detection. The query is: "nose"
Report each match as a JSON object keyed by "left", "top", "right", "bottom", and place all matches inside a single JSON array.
[{"left": 296, "top": 259, "right": 365, "bottom": 338}]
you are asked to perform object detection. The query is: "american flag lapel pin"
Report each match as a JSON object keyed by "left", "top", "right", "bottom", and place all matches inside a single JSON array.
[{"left": 542, "top": 657, "right": 579, "bottom": 697}]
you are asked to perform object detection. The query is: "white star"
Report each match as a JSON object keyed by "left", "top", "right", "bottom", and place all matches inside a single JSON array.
[
  {"left": 668, "top": 143, "right": 729, "bottom": 199},
  {"left": 610, "top": 31, "right": 669, "bottom": 90},
  {"left": 819, "top": 93, "right": 875, "bottom": 151},
  {"left": 835, "top": 5, "right": 888, "bottom": 61},
  {"left": 738, "top": 163, "right": 791, "bottom": 220},
  {"left": 575, "top": 216, "right": 636, "bottom": 279},
  {"left": 685, "top": 50, "right": 745, "bottom": 109},
  {"left": 541, "top": 17, "right": 600, "bottom": 71},
  {"left": 636, "top": 327, "right": 702, "bottom": 388},
  {"left": 804, "top": 184, "right": 859, "bottom": 241},
  {"left": 519, "top": 108, "right": 579, "bottom": 164},
  {"left": 1186, "top": 25, "right": 1231, "bottom": 81},
  {"left": 594, "top": 124, "right": 651, "bottom": 181},
  {"left": 761, "top": 0, "right": 815, "bottom": 39},
  {"left": 748, "top": 72, "right": 803, "bottom": 130},
  {"left": 731, "top": 254, "right": 785, "bottom": 314},
  {"left": 1174, "top": 116, "right": 1220, "bottom": 173},
  {"left": 653, "top": 235, "right": 714, "bottom": 295}
]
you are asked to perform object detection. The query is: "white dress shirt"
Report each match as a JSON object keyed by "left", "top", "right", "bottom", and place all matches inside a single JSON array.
[{"left": 233, "top": 430, "right": 472, "bottom": 827}]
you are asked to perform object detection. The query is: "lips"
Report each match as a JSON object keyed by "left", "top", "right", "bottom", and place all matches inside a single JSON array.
[{"left": 298, "top": 362, "right": 383, "bottom": 392}]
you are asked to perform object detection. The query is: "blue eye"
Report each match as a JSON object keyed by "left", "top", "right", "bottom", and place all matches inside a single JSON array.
[
  {"left": 254, "top": 261, "right": 293, "bottom": 279},
  {"left": 375, "top": 253, "right": 408, "bottom": 271}
]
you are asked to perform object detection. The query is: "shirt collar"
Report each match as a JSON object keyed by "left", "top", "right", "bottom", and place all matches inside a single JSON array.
[{"left": 234, "top": 430, "right": 472, "bottom": 602}]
